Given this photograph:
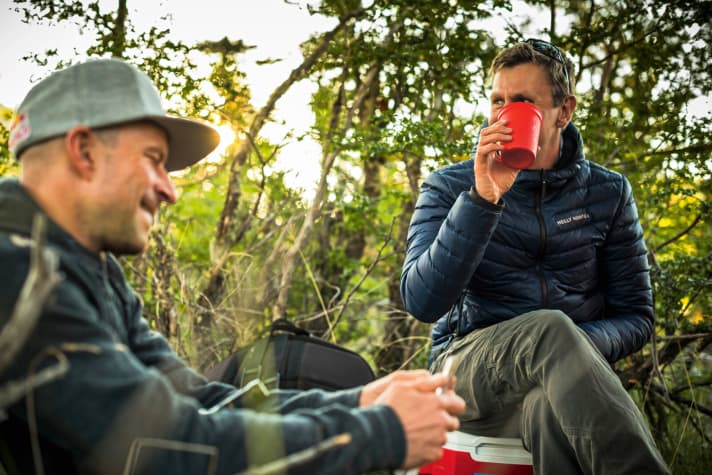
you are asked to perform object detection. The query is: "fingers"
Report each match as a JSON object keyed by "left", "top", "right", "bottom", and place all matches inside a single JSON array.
[
  {"left": 482, "top": 119, "right": 512, "bottom": 138},
  {"left": 477, "top": 120, "right": 512, "bottom": 159},
  {"left": 438, "top": 390, "right": 466, "bottom": 418},
  {"left": 396, "top": 394, "right": 461, "bottom": 468},
  {"left": 360, "top": 369, "right": 434, "bottom": 406},
  {"left": 473, "top": 121, "right": 519, "bottom": 203},
  {"left": 379, "top": 371, "right": 450, "bottom": 395},
  {"left": 444, "top": 412, "right": 461, "bottom": 432},
  {"left": 381, "top": 379, "right": 468, "bottom": 469},
  {"left": 374, "top": 371, "right": 467, "bottom": 469},
  {"left": 446, "top": 374, "right": 457, "bottom": 392},
  {"left": 387, "top": 373, "right": 465, "bottom": 416},
  {"left": 387, "top": 369, "right": 432, "bottom": 382},
  {"left": 408, "top": 372, "right": 454, "bottom": 394},
  {"left": 404, "top": 443, "right": 445, "bottom": 469},
  {"left": 370, "top": 371, "right": 465, "bottom": 416}
]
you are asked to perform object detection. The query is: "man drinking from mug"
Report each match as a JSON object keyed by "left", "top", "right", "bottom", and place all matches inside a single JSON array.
[{"left": 400, "top": 39, "right": 670, "bottom": 474}]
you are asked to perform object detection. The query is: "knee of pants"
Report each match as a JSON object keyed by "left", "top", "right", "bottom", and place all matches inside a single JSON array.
[{"left": 533, "top": 310, "right": 589, "bottom": 351}]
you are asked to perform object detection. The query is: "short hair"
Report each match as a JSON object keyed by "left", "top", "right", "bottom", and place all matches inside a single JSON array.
[
  {"left": 489, "top": 41, "right": 575, "bottom": 106},
  {"left": 93, "top": 126, "right": 120, "bottom": 147}
]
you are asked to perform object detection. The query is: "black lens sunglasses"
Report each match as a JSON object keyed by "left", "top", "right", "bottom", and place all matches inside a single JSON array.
[{"left": 526, "top": 38, "right": 571, "bottom": 94}]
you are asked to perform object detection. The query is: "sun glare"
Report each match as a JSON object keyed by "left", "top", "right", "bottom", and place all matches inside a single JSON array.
[{"left": 207, "top": 124, "right": 237, "bottom": 163}]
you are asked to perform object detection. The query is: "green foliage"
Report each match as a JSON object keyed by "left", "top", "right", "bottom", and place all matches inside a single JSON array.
[
  {"left": 559, "top": 0, "right": 712, "bottom": 343},
  {"left": 167, "top": 168, "right": 229, "bottom": 266},
  {"left": 632, "top": 349, "right": 712, "bottom": 474},
  {"left": 11, "top": 0, "right": 215, "bottom": 121},
  {"left": 0, "top": 107, "right": 15, "bottom": 177},
  {"left": 197, "top": 37, "right": 255, "bottom": 130}
]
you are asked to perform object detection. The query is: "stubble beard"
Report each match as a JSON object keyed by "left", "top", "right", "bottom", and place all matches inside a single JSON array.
[{"left": 86, "top": 204, "right": 151, "bottom": 256}]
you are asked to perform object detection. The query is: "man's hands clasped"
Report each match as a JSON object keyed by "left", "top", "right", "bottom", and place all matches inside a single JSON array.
[{"left": 360, "top": 370, "right": 466, "bottom": 469}]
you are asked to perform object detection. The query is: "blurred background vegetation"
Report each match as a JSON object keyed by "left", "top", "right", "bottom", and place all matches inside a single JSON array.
[{"left": 1, "top": 0, "right": 710, "bottom": 473}]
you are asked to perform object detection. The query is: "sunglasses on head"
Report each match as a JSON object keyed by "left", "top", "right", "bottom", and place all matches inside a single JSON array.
[{"left": 526, "top": 38, "right": 571, "bottom": 94}]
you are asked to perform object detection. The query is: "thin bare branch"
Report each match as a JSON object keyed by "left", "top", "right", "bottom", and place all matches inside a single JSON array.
[
  {"left": 580, "top": 25, "right": 663, "bottom": 71},
  {"left": 649, "top": 382, "right": 712, "bottom": 419},
  {"left": 203, "top": 7, "right": 371, "bottom": 328},
  {"left": 0, "top": 359, "right": 68, "bottom": 410},
  {"left": 321, "top": 218, "right": 395, "bottom": 340},
  {"left": 637, "top": 143, "right": 712, "bottom": 160},
  {"left": 649, "top": 326, "right": 669, "bottom": 401},
  {"left": 299, "top": 249, "right": 334, "bottom": 340},
  {"left": 124, "top": 439, "right": 218, "bottom": 475},
  {"left": 548, "top": 0, "right": 556, "bottom": 39},
  {"left": 0, "top": 214, "right": 62, "bottom": 373},
  {"left": 228, "top": 133, "right": 284, "bottom": 246},
  {"left": 653, "top": 214, "right": 703, "bottom": 253},
  {"left": 235, "top": 433, "right": 351, "bottom": 475},
  {"left": 216, "top": 6, "right": 369, "bottom": 243},
  {"left": 271, "top": 20, "right": 403, "bottom": 320}
]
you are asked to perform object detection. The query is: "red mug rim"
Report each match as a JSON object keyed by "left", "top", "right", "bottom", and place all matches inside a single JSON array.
[{"left": 496, "top": 102, "right": 542, "bottom": 122}]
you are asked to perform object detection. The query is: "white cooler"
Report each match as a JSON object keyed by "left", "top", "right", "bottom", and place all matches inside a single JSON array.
[{"left": 417, "top": 431, "right": 534, "bottom": 475}]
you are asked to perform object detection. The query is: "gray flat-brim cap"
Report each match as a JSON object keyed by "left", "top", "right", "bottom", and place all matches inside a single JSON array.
[{"left": 9, "top": 58, "right": 220, "bottom": 172}]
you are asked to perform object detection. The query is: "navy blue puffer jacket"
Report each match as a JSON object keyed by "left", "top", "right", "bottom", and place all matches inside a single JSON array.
[{"left": 401, "top": 123, "right": 653, "bottom": 363}]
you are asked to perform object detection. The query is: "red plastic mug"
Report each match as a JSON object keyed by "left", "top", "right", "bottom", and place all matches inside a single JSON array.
[{"left": 495, "top": 102, "right": 542, "bottom": 169}]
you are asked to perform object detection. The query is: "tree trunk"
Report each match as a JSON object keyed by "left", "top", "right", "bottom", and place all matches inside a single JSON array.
[
  {"left": 197, "top": 9, "right": 366, "bottom": 329},
  {"left": 111, "top": 0, "right": 127, "bottom": 58},
  {"left": 374, "top": 153, "right": 423, "bottom": 374},
  {"left": 270, "top": 60, "right": 386, "bottom": 321}
]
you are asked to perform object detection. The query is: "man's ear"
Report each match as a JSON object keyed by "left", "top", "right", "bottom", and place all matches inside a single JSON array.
[
  {"left": 64, "top": 126, "right": 97, "bottom": 179},
  {"left": 557, "top": 95, "right": 577, "bottom": 128}
]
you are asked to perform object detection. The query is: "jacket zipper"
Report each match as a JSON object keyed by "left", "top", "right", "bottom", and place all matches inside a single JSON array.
[{"left": 535, "top": 171, "right": 548, "bottom": 306}]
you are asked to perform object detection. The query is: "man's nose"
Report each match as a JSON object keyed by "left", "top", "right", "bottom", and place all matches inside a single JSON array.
[{"left": 155, "top": 168, "right": 177, "bottom": 205}]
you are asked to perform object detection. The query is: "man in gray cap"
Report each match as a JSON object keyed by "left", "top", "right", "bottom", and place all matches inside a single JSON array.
[{"left": 0, "top": 58, "right": 464, "bottom": 475}]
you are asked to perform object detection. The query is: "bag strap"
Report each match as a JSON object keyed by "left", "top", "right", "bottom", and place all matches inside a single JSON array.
[
  {"left": 239, "top": 319, "right": 307, "bottom": 388},
  {"left": 269, "top": 318, "right": 309, "bottom": 336}
]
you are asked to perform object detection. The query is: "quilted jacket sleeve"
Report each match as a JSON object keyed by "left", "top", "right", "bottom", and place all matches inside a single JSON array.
[
  {"left": 578, "top": 176, "right": 654, "bottom": 362},
  {"left": 400, "top": 167, "right": 504, "bottom": 322}
]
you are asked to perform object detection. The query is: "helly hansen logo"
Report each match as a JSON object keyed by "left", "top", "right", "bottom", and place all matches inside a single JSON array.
[{"left": 555, "top": 212, "right": 591, "bottom": 226}]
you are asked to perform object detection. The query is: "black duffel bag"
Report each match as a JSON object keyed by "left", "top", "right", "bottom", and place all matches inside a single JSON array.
[{"left": 204, "top": 319, "right": 375, "bottom": 391}]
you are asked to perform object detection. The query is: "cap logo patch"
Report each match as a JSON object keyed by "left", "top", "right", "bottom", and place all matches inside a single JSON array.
[{"left": 9, "top": 114, "right": 30, "bottom": 149}]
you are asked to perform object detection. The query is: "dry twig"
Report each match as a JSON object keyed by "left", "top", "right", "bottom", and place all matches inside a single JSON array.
[
  {"left": 0, "top": 214, "right": 62, "bottom": 374},
  {"left": 234, "top": 433, "right": 352, "bottom": 475}
]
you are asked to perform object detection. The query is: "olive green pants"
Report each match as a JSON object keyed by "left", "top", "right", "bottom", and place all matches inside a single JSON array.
[{"left": 431, "top": 310, "right": 670, "bottom": 475}]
